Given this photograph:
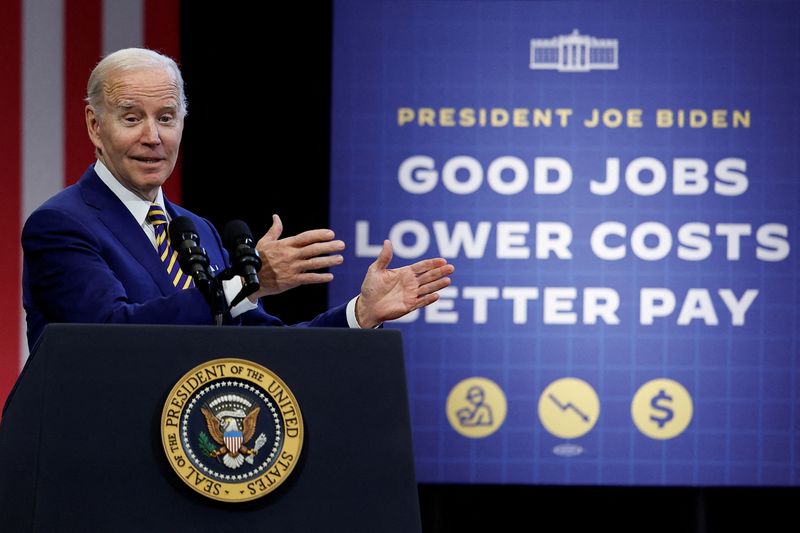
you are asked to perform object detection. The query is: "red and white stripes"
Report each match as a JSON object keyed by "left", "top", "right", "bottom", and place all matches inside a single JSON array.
[{"left": 1, "top": 0, "right": 181, "bottom": 411}]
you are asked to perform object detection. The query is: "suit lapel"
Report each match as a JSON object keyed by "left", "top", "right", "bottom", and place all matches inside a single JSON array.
[{"left": 77, "top": 167, "right": 176, "bottom": 296}]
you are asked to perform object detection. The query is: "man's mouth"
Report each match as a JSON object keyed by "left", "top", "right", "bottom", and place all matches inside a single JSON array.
[{"left": 132, "top": 156, "right": 164, "bottom": 164}]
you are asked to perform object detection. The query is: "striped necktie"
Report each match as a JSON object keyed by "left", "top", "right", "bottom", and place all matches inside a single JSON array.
[{"left": 147, "top": 203, "right": 193, "bottom": 289}]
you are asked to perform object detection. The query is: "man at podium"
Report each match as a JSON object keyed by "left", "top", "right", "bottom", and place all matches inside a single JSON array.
[{"left": 21, "top": 47, "right": 454, "bottom": 351}]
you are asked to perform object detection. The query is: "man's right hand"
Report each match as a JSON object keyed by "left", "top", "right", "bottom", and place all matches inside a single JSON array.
[{"left": 249, "top": 214, "right": 345, "bottom": 299}]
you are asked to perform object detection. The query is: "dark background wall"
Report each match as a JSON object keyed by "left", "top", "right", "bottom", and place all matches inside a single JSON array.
[
  {"left": 180, "top": 3, "right": 334, "bottom": 324},
  {"left": 178, "top": 3, "right": 796, "bottom": 531}
]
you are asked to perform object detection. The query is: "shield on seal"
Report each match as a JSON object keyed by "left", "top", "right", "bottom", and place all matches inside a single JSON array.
[{"left": 224, "top": 428, "right": 243, "bottom": 455}]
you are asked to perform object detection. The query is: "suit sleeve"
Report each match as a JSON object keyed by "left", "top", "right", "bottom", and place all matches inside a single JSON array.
[
  {"left": 238, "top": 301, "right": 349, "bottom": 328},
  {"left": 22, "top": 207, "right": 215, "bottom": 328}
]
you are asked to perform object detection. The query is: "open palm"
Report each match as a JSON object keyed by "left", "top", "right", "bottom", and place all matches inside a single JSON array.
[{"left": 356, "top": 240, "right": 455, "bottom": 328}]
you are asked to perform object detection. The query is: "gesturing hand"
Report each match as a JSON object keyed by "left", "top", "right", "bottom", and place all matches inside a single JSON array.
[
  {"left": 355, "top": 240, "right": 455, "bottom": 328},
  {"left": 252, "top": 214, "right": 345, "bottom": 298}
]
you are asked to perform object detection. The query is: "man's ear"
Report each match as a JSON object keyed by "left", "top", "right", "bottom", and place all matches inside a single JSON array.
[{"left": 85, "top": 105, "right": 103, "bottom": 154}]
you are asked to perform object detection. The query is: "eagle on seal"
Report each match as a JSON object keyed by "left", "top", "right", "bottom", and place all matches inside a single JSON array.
[{"left": 201, "top": 406, "right": 260, "bottom": 469}]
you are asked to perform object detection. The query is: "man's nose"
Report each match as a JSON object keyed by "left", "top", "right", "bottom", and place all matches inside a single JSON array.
[{"left": 140, "top": 119, "right": 162, "bottom": 145}]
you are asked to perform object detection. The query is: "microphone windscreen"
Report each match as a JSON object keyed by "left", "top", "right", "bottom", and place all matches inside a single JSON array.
[
  {"left": 223, "top": 220, "right": 254, "bottom": 250},
  {"left": 169, "top": 216, "right": 200, "bottom": 245}
]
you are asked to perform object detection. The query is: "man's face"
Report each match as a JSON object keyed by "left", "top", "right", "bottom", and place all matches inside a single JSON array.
[{"left": 86, "top": 67, "right": 184, "bottom": 201}]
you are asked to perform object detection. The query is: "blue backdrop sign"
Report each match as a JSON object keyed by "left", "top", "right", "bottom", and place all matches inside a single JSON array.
[{"left": 330, "top": 0, "right": 799, "bottom": 486}]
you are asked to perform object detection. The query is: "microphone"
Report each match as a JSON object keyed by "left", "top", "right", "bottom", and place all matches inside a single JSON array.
[
  {"left": 169, "top": 216, "right": 226, "bottom": 324},
  {"left": 169, "top": 217, "right": 211, "bottom": 287},
  {"left": 222, "top": 220, "right": 262, "bottom": 307}
]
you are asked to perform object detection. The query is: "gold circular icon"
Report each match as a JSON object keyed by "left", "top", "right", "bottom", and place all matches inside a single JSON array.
[
  {"left": 537, "top": 378, "right": 600, "bottom": 439},
  {"left": 161, "top": 358, "right": 303, "bottom": 502},
  {"left": 631, "top": 378, "right": 693, "bottom": 440},
  {"left": 446, "top": 377, "right": 507, "bottom": 438}
]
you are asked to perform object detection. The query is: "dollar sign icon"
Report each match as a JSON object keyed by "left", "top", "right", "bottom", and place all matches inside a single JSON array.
[
  {"left": 632, "top": 379, "right": 693, "bottom": 440},
  {"left": 649, "top": 389, "right": 674, "bottom": 428}
]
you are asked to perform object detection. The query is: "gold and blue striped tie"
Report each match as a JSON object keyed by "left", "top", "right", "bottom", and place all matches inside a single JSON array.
[{"left": 147, "top": 203, "right": 193, "bottom": 289}]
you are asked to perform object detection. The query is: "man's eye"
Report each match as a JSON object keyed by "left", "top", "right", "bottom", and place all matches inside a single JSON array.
[
  {"left": 160, "top": 115, "right": 175, "bottom": 123},
  {"left": 123, "top": 116, "right": 139, "bottom": 123}
]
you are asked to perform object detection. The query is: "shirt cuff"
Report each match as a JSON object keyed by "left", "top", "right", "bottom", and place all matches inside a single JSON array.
[
  {"left": 345, "top": 296, "right": 361, "bottom": 328},
  {"left": 223, "top": 277, "right": 258, "bottom": 318}
]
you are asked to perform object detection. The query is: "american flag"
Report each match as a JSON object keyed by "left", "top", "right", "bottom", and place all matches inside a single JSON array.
[{"left": 0, "top": 0, "right": 182, "bottom": 411}]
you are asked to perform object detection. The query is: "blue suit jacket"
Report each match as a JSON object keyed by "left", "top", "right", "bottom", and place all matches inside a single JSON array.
[{"left": 22, "top": 166, "right": 347, "bottom": 350}]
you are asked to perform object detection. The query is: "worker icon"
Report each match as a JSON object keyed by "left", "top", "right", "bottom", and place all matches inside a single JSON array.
[
  {"left": 456, "top": 386, "right": 493, "bottom": 427},
  {"left": 446, "top": 377, "right": 507, "bottom": 438}
]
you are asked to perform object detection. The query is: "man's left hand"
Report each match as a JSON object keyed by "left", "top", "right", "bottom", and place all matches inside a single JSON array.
[{"left": 355, "top": 240, "right": 455, "bottom": 328}]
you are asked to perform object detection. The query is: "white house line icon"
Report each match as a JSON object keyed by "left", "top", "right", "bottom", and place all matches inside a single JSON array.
[{"left": 530, "top": 29, "right": 618, "bottom": 72}]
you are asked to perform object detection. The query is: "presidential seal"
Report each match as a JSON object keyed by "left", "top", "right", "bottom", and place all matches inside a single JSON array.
[{"left": 161, "top": 358, "right": 303, "bottom": 502}]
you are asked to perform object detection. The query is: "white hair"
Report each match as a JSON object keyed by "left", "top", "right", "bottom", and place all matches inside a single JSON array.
[{"left": 85, "top": 48, "right": 188, "bottom": 117}]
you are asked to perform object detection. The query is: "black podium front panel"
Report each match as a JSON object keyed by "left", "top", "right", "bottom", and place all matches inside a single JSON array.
[{"left": 0, "top": 325, "right": 421, "bottom": 533}]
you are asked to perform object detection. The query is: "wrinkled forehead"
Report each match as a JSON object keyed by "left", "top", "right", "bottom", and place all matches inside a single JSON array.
[{"left": 101, "top": 67, "right": 181, "bottom": 110}]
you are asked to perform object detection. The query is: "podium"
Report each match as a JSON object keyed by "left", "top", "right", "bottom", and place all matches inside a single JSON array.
[{"left": 0, "top": 325, "right": 422, "bottom": 532}]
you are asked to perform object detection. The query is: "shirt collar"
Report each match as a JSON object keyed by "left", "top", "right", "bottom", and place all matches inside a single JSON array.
[{"left": 94, "top": 160, "right": 166, "bottom": 225}]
